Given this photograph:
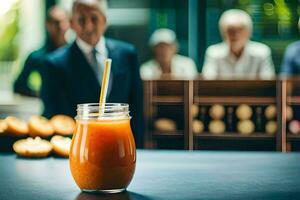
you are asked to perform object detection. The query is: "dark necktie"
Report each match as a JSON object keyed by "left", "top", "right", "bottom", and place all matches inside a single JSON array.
[
  {"left": 91, "top": 48, "right": 103, "bottom": 84},
  {"left": 91, "top": 48, "right": 113, "bottom": 95}
]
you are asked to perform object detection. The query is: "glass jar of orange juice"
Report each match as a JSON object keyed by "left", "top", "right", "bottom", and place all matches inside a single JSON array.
[{"left": 69, "top": 103, "right": 136, "bottom": 193}]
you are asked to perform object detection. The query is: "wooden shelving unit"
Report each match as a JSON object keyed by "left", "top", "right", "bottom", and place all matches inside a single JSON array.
[
  {"left": 287, "top": 96, "right": 300, "bottom": 105},
  {"left": 193, "top": 79, "right": 278, "bottom": 151},
  {"left": 285, "top": 78, "right": 300, "bottom": 151},
  {"left": 143, "top": 79, "right": 189, "bottom": 149},
  {"left": 143, "top": 77, "right": 300, "bottom": 152},
  {"left": 194, "top": 133, "right": 275, "bottom": 141},
  {"left": 194, "top": 96, "right": 275, "bottom": 105},
  {"left": 152, "top": 96, "right": 184, "bottom": 105},
  {"left": 287, "top": 134, "right": 300, "bottom": 142},
  {"left": 152, "top": 131, "right": 184, "bottom": 138}
]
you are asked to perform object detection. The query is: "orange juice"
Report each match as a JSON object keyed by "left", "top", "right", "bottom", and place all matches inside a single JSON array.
[{"left": 69, "top": 103, "right": 136, "bottom": 193}]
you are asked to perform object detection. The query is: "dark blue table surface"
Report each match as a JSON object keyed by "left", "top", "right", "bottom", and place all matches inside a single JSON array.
[{"left": 0, "top": 150, "right": 300, "bottom": 200}]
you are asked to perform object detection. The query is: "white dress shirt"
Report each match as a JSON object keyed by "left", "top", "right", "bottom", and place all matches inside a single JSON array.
[
  {"left": 140, "top": 54, "right": 198, "bottom": 80},
  {"left": 202, "top": 41, "right": 275, "bottom": 79},
  {"left": 76, "top": 37, "right": 108, "bottom": 84},
  {"left": 76, "top": 37, "right": 113, "bottom": 96}
]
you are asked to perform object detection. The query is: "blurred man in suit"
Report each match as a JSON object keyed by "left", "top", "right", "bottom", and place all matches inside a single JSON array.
[
  {"left": 281, "top": 18, "right": 300, "bottom": 75},
  {"left": 41, "top": 0, "right": 144, "bottom": 148},
  {"left": 14, "top": 6, "right": 69, "bottom": 97},
  {"left": 202, "top": 9, "right": 275, "bottom": 79}
]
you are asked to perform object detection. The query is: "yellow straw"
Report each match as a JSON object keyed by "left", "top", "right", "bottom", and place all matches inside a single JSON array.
[{"left": 99, "top": 58, "right": 112, "bottom": 117}]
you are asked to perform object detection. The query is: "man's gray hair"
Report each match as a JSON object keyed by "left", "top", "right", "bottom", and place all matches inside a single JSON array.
[
  {"left": 73, "top": 0, "right": 108, "bottom": 17},
  {"left": 219, "top": 9, "right": 253, "bottom": 35}
]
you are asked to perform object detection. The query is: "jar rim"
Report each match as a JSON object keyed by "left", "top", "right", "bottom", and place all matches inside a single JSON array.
[
  {"left": 76, "top": 103, "right": 130, "bottom": 120},
  {"left": 77, "top": 103, "right": 129, "bottom": 108}
]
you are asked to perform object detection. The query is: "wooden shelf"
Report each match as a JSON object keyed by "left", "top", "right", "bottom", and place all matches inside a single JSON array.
[
  {"left": 194, "top": 133, "right": 275, "bottom": 141},
  {"left": 194, "top": 96, "right": 276, "bottom": 105},
  {"left": 287, "top": 134, "right": 300, "bottom": 142},
  {"left": 143, "top": 78, "right": 295, "bottom": 151},
  {"left": 152, "top": 131, "right": 184, "bottom": 138},
  {"left": 152, "top": 96, "right": 184, "bottom": 105},
  {"left": 287, "top": 96, "right": 300, "bottom": 105}
]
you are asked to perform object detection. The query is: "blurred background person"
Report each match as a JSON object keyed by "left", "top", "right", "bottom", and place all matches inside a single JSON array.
[
  {"left": 281, "top": 17, "right": 300, "bottom": 76},
  {"left": 41, "top": 0, "right": 144, "bottom": 148},
  {"left": 202, "top": 9, "right": 275, "bottom": 79},
  {"left": 14, "top": 6, "right": 69, "bottom": 97},
  {"left": 140, "top": 28, "right": 198, "bottom": 80}
]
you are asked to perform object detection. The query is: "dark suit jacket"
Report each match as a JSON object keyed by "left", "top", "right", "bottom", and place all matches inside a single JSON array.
[
  {"left": 14, "top": 39, "right": 57, "bottom": 97},
  {"left": 41, "top": 38, "right": 144, "bottom": 148}
]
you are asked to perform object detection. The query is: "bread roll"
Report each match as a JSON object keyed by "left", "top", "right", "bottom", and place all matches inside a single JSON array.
[
  {"left": 5, "top": 116, "right": 28, "bottom": 136},
  {"left": 0, "top": 120, "right": 7, "bottom": 134},
  {"left": 237, "top": 120, "right": 255, "bottom": 135},
  {"left": 208, "top": 120, "right": 225, "bottom": 135},
  {"left": 192, "top": 120, "right": 204, "bottom": 134},
  {"left": 286, "top": 106, "right": 293, "bottom": 122},
  {"left": 28, "top": 116, "right": 54, "bottom": 137},
  {"left": 265, "top": 121, "right": 277, "bottom": 135},
  {"left": 236, "top": 104, "right": 252, "bottom": 120},
  {"left": 265, "top": 105, "right": 276, "bottom": 120},
  {"left": 209, "top": 104, "right": 225, "bottom": 120},
  {"left": 154, "top": 118, "right": 177, "bottom": 132},
  {"left": 191, "top": 105, "right": 199, "bottom": 118},
  {"left": 50, "top": 115, "right": 75, "bottom": 136},
  {"left": 13, "top": 137, "right": 52, "bottom": 158},
  {"left": 50, "top": 135, "right": 71, "bottom": 157}
]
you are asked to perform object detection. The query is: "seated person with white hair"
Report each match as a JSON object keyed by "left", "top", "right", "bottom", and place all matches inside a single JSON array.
[
  {"left": 281, "top": 17, "right": 300, "bottom": 75},
  {"left": 140, "top": 28, "right": 198, "bottom": 80},
  {"left": 202, "top": 9, "right": 275, "bottom": 79}
]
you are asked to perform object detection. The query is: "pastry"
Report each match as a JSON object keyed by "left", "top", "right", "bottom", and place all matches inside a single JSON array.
[
  {"left": 5, "top": 116, "right": 28, "bottom": 136},
  {"left": 28, "top": 116, "right": 54, "bottom": 137},
  {"left": 237, "top": 120, "right": 255, "bottom": 135},
  {"left": 208, "top": 120, "right": 225, "bottom": 135},
  {"left": 191, "top": 105, "right": 199, "bottom": 118},
  {"left": 0, "top": 120, "right": 7, "bottom": 134},
  {"left": 209, "top": 104, "right": 225, "bottom": 120},
  {"left": 13, "top": 137, "right": 52, "bottom": 158},
  {"left": 154, "top": 118, "right": 177, "bottom": 132},
  {"left": 50, "top": 135, "right": 71, "bottom": 157},
  {"left": 50, "top": 115, "right": 76, "bottom": 136},
  {"left": 265, "top": 105, "right": 276, "bottom": 120},
  {"left": 192, "top": 120, "right": 204, "bottom": 134},
  {"left": 286, "top": 106, "right": 293, "bottom": 122},
  {"left": 236, "top": 104, "right": 252, "bottom": 120},
  {"left": 265, "top": 121, "right": 277, "bottom": 135}
]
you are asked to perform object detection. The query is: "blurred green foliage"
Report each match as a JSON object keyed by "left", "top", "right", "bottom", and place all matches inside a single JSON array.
[{"left": 0, "top": 1, "right": 19, "bottom": 61}]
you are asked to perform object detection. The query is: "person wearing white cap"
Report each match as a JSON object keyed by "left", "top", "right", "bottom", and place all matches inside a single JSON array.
[
  {"left": 41, "top": 0, "right": 144, "bottom": 148},
  {"left": 140, "top": 28, "right": 198, "bottom": 80},
  {"left": 202, "top": 9, "right": 275, "bottom": 79}
]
